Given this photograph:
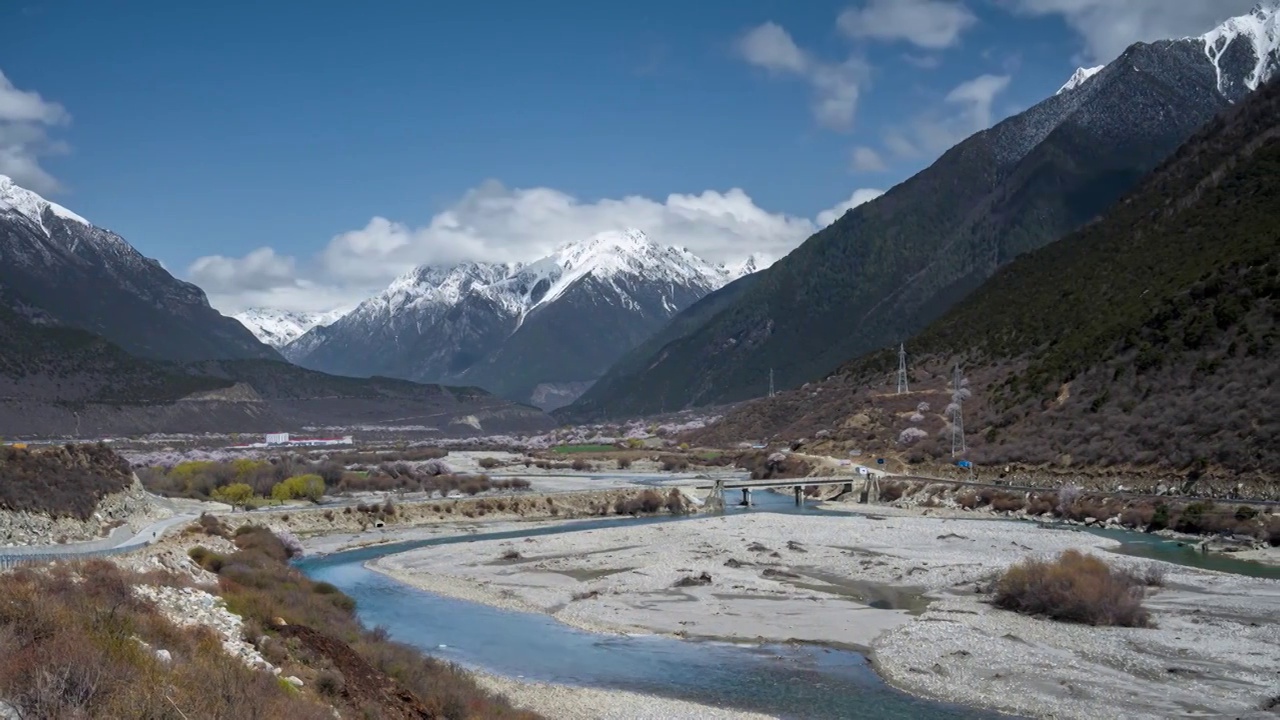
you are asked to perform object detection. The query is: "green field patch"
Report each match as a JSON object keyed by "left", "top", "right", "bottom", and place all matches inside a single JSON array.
[{"left": 551, "top": 444, "right": 617, "bottom": 454}]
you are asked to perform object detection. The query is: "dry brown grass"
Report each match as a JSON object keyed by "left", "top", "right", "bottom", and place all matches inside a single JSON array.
[
  {"left": 0, "top": 560, "right": 333, "bottom": 719},
  {"left": 212, "top": 526, "right": 541, "bottom": 719},
  {"left": 993, "top": 550, "right": 1152, "bottom": 627}
]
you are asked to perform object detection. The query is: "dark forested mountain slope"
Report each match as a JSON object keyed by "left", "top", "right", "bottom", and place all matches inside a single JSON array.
[
  {"left": 570, "top": 5, "right": 1280, "bottom": 420},
  {"left": 694, "top": 76, "right": 1280, "bottom": 490}
]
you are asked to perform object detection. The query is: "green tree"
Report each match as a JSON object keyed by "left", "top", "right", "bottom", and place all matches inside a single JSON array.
[
  {"left": 271, "top": 474, "right": 325, "bottom": 503},
  {"left": 211, "top": 482, "right": 254, "bottom": 509}
]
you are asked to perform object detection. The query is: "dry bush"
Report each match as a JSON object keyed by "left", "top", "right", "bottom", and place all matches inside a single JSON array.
[
  {"left": 570, "top": 458, "right": 589, "bottom": 471},
  {"left": 617, "top": 457, "right": 633, "bottom": 469},
  {"left": 993, "top": 550, "right": 1152, "bottom": 627},
  {"left": 660, "top": 455, "right": 690, "bottom": 472},
  {"left": 1025, "top": 493, "right": 1056, "bottom": 516},
  {"left": 210, "top": 526, "right": 541, "bottom": 719},
  {"left": 478, "top": 457, "right": 501, "bottom": 470},
  {"left": 1119, "top": 502, "right": 1155, "bottom": 529},
  {"left": 878, "top": 481, "right": 906, "bottom": 502},
  {"left": 0, "top": 561, "right": 332, "bottom": 719},
  {"left": 990, "top": 492, "right": 1026, "bottom": 513},
  {"left": 613, "top": 490, "right": 666, "bottom": 516},
  {"left": 956, "top": 491, "right": 980, "bottom": 509},
  {"left": 0, "top": 443, "right": 133, "bottom": 519}
]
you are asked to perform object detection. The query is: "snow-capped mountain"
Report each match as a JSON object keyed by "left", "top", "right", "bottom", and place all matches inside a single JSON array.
[
  {"left": 1056, "top": 3, "right": 1278, "bottom": 100},
  {"left": 287, "top": 229, "right": 743, "bottom": 409},
  {"left": 721, "top": 253, "right": 771, "bottom": 280},
  {"left": 0, "top": 175, "right": 279, "bottom": 362},
  {"left": 234, "top": 307, "right": 349, "bottom": 349}
]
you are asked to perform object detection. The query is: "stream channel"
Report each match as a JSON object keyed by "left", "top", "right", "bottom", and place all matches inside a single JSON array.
[{"left": 296, "top": 476, "right": 1276, "bottom": 719}]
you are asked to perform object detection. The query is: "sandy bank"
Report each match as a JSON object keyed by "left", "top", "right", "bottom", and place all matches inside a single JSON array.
[
  {"left": 473, "top": 671, "right": 777, "bottom": 720},
  {"left": 369, "top": 511, "right": 1280, "bottom": 720}
]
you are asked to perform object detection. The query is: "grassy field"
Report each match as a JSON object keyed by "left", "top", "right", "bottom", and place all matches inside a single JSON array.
[{"left": 550, "top": 444, "right": 617, "bottom": 454}]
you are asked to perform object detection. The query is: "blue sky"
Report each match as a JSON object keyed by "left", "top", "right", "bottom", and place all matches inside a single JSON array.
[{"left": 0, "top": 0, "right": 1259, "bottom": 312}]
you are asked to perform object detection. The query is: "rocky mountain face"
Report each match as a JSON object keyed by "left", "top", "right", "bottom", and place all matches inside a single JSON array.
[
  {"left": 0, "top": 176, "right": 279, "bottom": 362},
  {"left": 234, "top": 307, "right": 348, "bottom": 350},
  {"left": 288, "top": 229, "right": 748, "bottom": 409},
  {"left": 692, "top": 75, "right": 1280, "bottom": 494},
  {"left": 560, "top": 4, "right": 1280, "bottom": 421}
]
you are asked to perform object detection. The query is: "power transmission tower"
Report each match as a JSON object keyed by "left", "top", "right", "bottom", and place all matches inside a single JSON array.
[
  {"left": 769, "top": 368, "right": 775, "bottom": 398},
  {"left": 896, "top": 344, "right": 909, "bottom": 394},
  {"left": 950, "top": 363, "right": 966, "bottom": 457}
]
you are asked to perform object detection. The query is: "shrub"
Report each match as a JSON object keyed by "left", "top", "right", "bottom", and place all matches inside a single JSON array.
[
  {"left": 478, "top": 457, "right": 501, "bottom": 469},
  {"left": 990, "top": 492, "right": 1026, "bottom": 513},
  {"left": 993, "top": 550, "right": 1151, "bottom": 627},
  {"left": 315, "top": 668, "right": 345, "bottom": 697},
  {"left": 570, "top": 458, "right": 589, "bottom": 471},
  {"left": 211, "top": 482, "right": 255, "bottom": 508},
  {"left": 617, "top": 457, "right": 633, "bottom": 469},
  {"left": 270, "top": 474, "right": 326, "bottom": 503}
]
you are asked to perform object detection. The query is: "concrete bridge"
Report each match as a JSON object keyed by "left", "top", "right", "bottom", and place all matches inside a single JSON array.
[{"left": 696, "top": 472, "right": 887, "bottom": 510}]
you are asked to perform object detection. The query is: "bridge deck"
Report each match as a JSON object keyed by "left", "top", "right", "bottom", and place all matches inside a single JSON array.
[{"left": 694, "top": 476, "right": 874, "bottom": 491}]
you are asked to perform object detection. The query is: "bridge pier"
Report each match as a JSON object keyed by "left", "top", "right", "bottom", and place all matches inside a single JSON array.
[
  {"left": 707, "top": 480, "right": 726, "bottom": 513},
  {"left": 741, "top": 488, "right": 752, "bottom": 507},
  {"left": 794, "top": 485, "right": 802, "bottom": 507}
]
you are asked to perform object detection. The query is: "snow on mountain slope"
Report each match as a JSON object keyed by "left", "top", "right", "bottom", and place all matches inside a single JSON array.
[
  {"left": 721, "top": 253, "right": 771, "bottom": 280},
  {"left": 0, "top": 175, "right": 90, "bottom": 235},
  {"left": 1056, "top": 65, "right": 1104, "bottom": 95},
  {"left": 234, "top": 307, "right": 349, "bottom": 348},
  {"left": 1196, "top": 1, "right": 1280, "bottom": 96},
  {"left": 288, "top": 228, "right": 750, "bottom": 407}
]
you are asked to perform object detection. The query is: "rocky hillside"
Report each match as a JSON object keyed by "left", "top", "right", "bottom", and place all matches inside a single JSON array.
[
  {"left": 693, "top": 76, "right": 1280, "bottom": 495},
  {"left": 0, "top": 175, "right": 279, "bottom": 362},
  {"left": 567, "top": 4, "right": 1280, "bottom": 419},
  {"left": 289, "top": 229, "right": 751, "bottom": 409}
]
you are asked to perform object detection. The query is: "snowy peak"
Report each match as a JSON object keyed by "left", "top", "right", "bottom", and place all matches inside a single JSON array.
[
  {"left": 520, "top": 228, "right": 729, "bottom": 312},
  {"left": 0, "top": 175, "right": 91, "bottom": 236},
  {"left": 234, "top": 307, "right": 348, "bottom": 348},
  {"left": 1056, "top": 65, "right": 1104, "bottom": 95},
  {"left": 1195, "top": 1, "right": 1280, "bottom": 96},
  {"left": 721, "top": 252, "right": 770, "bottom": 280}
]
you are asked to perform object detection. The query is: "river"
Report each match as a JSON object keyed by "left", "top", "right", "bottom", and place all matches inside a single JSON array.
[{"left": 297, "top": 482, "right": 1274, "bottom": 718}]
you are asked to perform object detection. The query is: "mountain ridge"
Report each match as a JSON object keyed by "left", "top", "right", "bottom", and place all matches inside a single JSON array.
[
  {"left": 0, "top": 175, "right": 281, "bottom": 363},
  {"left": 559, "top": 4, "right": 1280, "bottom": 422},
  {"left": 690, "top": 75, "right": 1280, "bottom": 493},
  {"left": 287, "top": 228, "right": 756, "bottom": 409}
]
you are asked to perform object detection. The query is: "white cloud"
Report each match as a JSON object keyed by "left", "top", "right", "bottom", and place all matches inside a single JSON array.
[
  {"left": 190, "top": 181, "right": 842, "bottom": 314},
  {"left": 884, "top": 73, "right": 1012, "bottom": 158},
  {"left": 1006, "top": 0, "right": 1258, "bottom": 65},
  {"left": 850, "top": 146, "right": 887, "bottom": 172},
  {"left": 189, "top": 247, "right": 299, "bottom": 293},
  {"left": 736, "top": 23, "right": 868, "bottom": 131},
  {"left": 0, "top": 69, "right": 70, "bottom": 194},
  {"left": 838, "top": 0, "right": 978, "bottom": 49},
  {"left": 817, "top": 188, "right": 885, "bottom": 227},
  {"left": 738, "top": 22, "right": 807, "bottom": 73}
]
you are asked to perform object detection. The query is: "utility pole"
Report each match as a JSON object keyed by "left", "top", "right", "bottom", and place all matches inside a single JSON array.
[
  {"left": 896, "top": 344, "right": 909, "bottom": 394},
  {"left": 769, "top": 368, "right": 775, "bottom": 398},
  {"left": 951, "top": 363, "right": 966, "bottom": 457}
]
